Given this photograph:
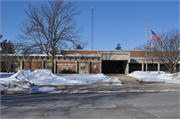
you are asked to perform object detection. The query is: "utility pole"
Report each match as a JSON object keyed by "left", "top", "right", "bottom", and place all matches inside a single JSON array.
[
  {"left": 91, "top": 6, "right": 94, "bottom": 50},
  {"left": 146, "top": 16, "right": 148, "bottom": 73}
]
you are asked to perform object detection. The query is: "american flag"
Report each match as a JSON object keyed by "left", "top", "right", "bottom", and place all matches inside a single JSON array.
[{"left": 151, "top": 30, "right": 162, "bottom": 45}]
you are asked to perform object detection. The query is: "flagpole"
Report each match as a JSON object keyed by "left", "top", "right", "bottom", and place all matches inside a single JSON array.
[
  {"left": 91, "top": 6, "right": 94, "bottom": 50},
  {"left": 146, "top": 16, "right": 148, "bottom": 73}
]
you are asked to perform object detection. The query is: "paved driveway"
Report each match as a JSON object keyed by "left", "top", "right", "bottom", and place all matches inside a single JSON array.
[
  {"left": 105, "top": 74, "right": 138, "bottom": 85},
  {"left": 105, "top": 74, "right": 180, "bottom": 91}
]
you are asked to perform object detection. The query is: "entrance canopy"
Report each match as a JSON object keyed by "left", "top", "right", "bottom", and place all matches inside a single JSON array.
[{"left": 101, "top": 51, "right": 130, "bottom": 63}]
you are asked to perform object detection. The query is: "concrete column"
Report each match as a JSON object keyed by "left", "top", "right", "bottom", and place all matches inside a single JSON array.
[
  {"left": 42, "top": 60, "right": 44, "bottom": 69},
  {"left": 125, "top": 63, "right": 129, "bottom": 75},
  {"left": 158, "top": 62, "right": 160, "bottom": 71},
  {"left": 21, "top": 60, "right": 23, "bottom": 70},
  {"left": 88, "top": 61, "right": 91, "bottom": 74},
  {"left": 54, "top": 60, "right": 56, "bottom": 74},
  {"left": 142, "top": 62, "right": 144, "bottom": 71},
  {"left": 76, "top": 61, "right": 78, "bottom": 74},
  {"left": 100, "top": 52, "right": 102, "bottom": 73}
]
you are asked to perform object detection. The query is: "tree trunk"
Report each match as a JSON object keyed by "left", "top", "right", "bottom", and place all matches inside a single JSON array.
[
  {"left": 7, "top": 66, "right": 9, "bottom": 73},
  {"left": 6, "top": 60, "right": 10, "bottom": 73},
  {"left": 168, "top": 68, "right": 173, "bottom": 74},
  {"left": 51, "top": 55, "right": 54, "bottom": 74}
]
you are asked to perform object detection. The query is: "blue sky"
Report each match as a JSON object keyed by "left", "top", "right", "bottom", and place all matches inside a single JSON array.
[{"left": 1, "top": 1, "right": 179, "bottom": 50}]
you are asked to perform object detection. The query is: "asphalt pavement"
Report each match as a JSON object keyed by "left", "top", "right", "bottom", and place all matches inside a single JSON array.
[
  {"left": 1, "top": 74, "right": 180, "bottom": 119},
  {"left": 1, "top": 92, "right": 180, "bottom": 119}
]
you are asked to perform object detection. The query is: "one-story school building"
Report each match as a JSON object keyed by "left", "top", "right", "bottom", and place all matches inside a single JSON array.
[{"left": 1, "top": 50, "right": 179, "bottom": 74}]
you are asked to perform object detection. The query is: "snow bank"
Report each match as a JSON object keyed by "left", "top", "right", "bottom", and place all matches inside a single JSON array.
[
  {"left": 50, "top": 89, "right": 180, "bottom": 94},
  {"left": 1, "top": 69, "right": 121, "bottom": 86},
  {"left": 128, "top": 71, "right": 180, "bottom": 84},
  {"left": 0, "top": 72, "right": 14, "bottom": 78},
  {"left": 1, "top": 69, "right": 120, "bottom": 86},
  {"left": 0, "top": 69, "right": 121, "bottom": 94},
  {"left": 55, "top": 74, "right": 121, "bottom": 85},
  {"left": 8, "top": 69, "right": 66, "bottom": 85}
]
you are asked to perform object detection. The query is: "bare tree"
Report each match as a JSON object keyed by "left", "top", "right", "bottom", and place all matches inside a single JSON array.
[
  {"left": 19, "top": 0, "right": 84, "bottom": 73},
  {"left": 133, "top": 28, "right": 180, "bottom": 73}
]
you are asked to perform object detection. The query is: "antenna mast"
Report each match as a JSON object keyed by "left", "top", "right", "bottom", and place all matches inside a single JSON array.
[{"left": 91, "top": 6, "right": 94, "bottom": 50}]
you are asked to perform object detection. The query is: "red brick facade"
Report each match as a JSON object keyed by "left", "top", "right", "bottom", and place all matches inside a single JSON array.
[
  {"left": 130, "top": 51, "right": 146, "bottom": 57},
  {"left": 90, "top": 63, "right": 100, "bottom": 74},
  {"left": 24, "top": 62, "right": 42, "bottom": 72},
  {"left": 61, "top": 50, "right": 100, "bottom": 55},
  {"left": 62, "top": 50, "right": 148, "bottom": 58},
  {"left": 57, "top": 62, "right": 76, "bottom": 73}
]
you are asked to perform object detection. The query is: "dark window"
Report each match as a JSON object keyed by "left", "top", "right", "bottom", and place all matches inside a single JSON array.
[
  {"left": 80, "top": 66, "right": 86, "bottom": 70},
  {"left": 46, "top": 65, "right": 52, "bottom": 69}
]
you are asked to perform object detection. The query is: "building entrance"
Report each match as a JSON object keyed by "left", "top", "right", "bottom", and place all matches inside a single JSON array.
[{"left": 102, "top": 60, "right": 126, "bottom": 74}]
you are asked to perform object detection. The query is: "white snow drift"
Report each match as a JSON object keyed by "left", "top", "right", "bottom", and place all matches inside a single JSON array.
[
  {"left": 0, "top": 69, "right": 121, "bottom": 94},
  {"left": 128, "top": 71, "right": 180, "bottom": 84},
  {"left": 0, "top": 69, "right": 121, "bottom": 86}
]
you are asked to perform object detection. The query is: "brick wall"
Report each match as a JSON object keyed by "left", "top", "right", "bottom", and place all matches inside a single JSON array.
[
  {"left": 130, "top": 51, "right": 146, "bottom": 57},
  {"left": 24, "top": 62, "right": 42, "bottom": 71},
  {"left": 62, "top": 50, "right": 149, "bottom": 57},
  {"left": 61, "top": 50, "right": 153, "bottom": 58},
  {"left": 57, "top": 62, "right": 76, "bottom": 73},
  {"left": 130, "top": 51, "right": 173, "bottom": 58},
  {"left": 90, "top": 63, "right": 100, "bottom": 74},
  {"left": 61, "top": 50, "right": 100, "bottom": 55}
]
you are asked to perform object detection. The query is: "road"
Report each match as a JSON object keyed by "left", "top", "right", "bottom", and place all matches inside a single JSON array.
[{"left": 1, "top": 92, "right": 180, "bottom": 119}]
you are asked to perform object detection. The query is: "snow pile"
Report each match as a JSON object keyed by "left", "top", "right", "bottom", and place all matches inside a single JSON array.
[
  {"left": 32, "top": 86, "right": 56, "bottom": 93},
  {"left": 0, "top": 69, "right": 65, "bottom": 94},
  {"left": 0, "top": 84, "right": 56, "bottom": 94},
  {"left": 0, "top": 72, "right": 14, "bottom": 78},
  {"left": 128, "top": 71, "right": 180, "bottom": 84},
  {"left": 1, "top": 69, "right": 120, "bottom": 86},
  {"left": 0, "top": 69, "right": 121, "bottom": 94},
  {"left": 55, "top": 74, "right": 121, "bottom": 85},
  {"left": 8, "top": 69, "right": 66, "bottom": 85}
]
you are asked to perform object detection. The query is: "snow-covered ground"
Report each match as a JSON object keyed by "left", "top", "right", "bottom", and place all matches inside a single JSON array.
[
  {"left": 55, "top": 74, "right": 120, "bottom": 85},
  {"left": 128, "top": 71, "right": 180, "bottom": 84},
  {"left": 0, "top": 69, "right": 121, "bottom": 85},
  {"left": 0, "top": 69, "right": 121, "bottom": 94},
  {"left": 0, "top": 72, "right": 14, "bottom": 78},
  {"left": 1, "top": 69, "right": 180, "bottom": 94}
]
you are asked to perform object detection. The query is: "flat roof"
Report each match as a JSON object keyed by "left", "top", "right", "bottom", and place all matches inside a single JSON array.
[{"left": 61, "top": 49, "right": 143, "bottom": 52}]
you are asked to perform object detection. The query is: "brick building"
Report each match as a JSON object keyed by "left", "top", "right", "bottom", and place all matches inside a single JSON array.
[{"left": 1, "top": 50, "right": 179, "bottom": 74}]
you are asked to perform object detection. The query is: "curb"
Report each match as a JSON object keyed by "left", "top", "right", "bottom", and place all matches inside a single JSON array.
[
  {"left": 2, "top": 89, "right": 180, "bottom": 95},
  {"left": 49, "top": 89, "right": 180, "bottom": 94}
]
